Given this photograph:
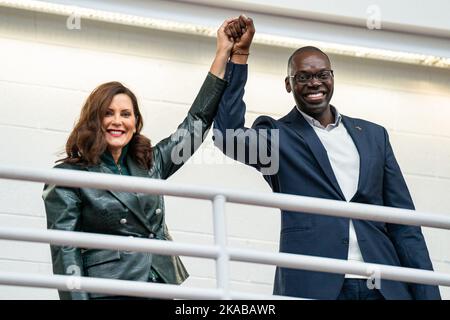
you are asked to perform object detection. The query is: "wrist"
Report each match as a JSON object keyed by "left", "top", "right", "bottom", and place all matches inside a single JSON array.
[
  {"left": 231, "top": 48, "right": 250, "bottom": 56},
  {"left": 230, "top": 53, "right": 249, "bottom": 64},
  {"left": 215, "top": 47, "right": 231, "bottom": 61},
  {"left": 216, "top": 47, "right": 231, "bottom": 56}
]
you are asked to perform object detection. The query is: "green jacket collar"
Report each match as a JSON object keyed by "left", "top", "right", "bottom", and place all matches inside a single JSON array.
[{"left": 100, "top": 145, "right": 129, "bottom": 175}]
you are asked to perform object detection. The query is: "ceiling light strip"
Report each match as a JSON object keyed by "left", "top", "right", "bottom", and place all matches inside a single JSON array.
[{"left": 1, "top": 0, "right": 449, "bottom": 69}]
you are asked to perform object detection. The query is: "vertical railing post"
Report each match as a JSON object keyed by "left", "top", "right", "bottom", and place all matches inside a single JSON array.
[{"left": 212, "top": 194, "right": 230, "bottom": 299}]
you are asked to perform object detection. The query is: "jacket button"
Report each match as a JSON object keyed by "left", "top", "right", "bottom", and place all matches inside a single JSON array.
[
  {"left": 120, "top": 218, "right": 127, "bottom": 225},
  {"left": 342, "top": 239, "right": 349, "bottom": 245},
  {"left": 149, "top": 233, "right": 155, "bottom": 239},
  {"left": 155, "top": 208, "right": 162, "bottom": 215}
]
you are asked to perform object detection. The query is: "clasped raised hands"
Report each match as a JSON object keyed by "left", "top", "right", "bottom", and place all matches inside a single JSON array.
[
  {"left": 225, "top": 14, "right": 255, "bottom": 56},
  {"left": 210, "top": 15, "right": 255, "bottom": 78}
]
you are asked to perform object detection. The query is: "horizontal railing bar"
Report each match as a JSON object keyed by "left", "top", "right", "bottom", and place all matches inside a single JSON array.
[
  {"left": 1, "top": 226, "right": 449, "bottom": 288},
  {"left": 229, "top": 248, "right": 450, "bottom": 287},
  {"left": 229, "top": 292, "right": 304, "bottom": 300},
  {"left": 0, "top": 271, "right": 224, "bottom": 299},
  {"left": 0, "top": 227, "right": 219, "bottom": 259},
  {"left": 0, "top": 271, "right": 302, "bottom": 300},
  {"left": 1, "top": 165, "right": 450, "bottom": 229}
]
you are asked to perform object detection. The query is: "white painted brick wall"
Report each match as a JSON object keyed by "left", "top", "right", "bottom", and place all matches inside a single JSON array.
[{"left": 0, "top": 7, "right": 449, "bottom": 299}]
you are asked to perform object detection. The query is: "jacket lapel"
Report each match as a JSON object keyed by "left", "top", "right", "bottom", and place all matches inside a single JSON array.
[
  {"left": 127, "top": 157, "right": 150, "bottom": 178},
  {"left": 86, "top": 163, "right": 153, "bottom": 232},
  {"left": 341, "top": 116, "right": 370, "bottom": 200},
  {"left": 127, "top": 157, "right": 158, "bottom": 222},
  {"left": 286, "top": 108, "right": 346, "bottom": 200}
]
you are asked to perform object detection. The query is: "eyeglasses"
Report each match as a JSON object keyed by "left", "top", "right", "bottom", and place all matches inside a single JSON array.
[{"left": 289, "top": 70, "right": 334, "bottom": 84}]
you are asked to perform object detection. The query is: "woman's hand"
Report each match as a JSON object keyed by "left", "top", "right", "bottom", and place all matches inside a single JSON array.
[
  {"left": 209, "top": 17, "right": 239, "bottom": 79},
  {"left": 217, "top": 17, "right": 239, "bottom": 56}
]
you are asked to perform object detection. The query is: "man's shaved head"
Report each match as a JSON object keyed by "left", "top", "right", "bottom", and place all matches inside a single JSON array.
[{"left": 287, "top": 46, "right": 331, "bottom": 75}]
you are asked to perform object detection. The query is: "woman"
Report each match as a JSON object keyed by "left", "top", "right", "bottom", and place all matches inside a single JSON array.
[{"left": 43, "top": 18, "right": 237, "bottom": 300}]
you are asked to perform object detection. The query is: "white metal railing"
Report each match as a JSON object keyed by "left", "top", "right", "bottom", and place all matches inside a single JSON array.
[{"left": 0, "top": 164, "right": 450, "bottom": 299}]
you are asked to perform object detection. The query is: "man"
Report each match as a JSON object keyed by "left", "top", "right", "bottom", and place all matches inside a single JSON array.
[{"left": 214, "top": 15, "right": 441, "bottom": 300}]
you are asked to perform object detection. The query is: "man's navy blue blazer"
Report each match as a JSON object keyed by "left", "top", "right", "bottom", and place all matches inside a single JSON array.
[{"left": 213, "top": 62, "right": 441, "bottom": 300}]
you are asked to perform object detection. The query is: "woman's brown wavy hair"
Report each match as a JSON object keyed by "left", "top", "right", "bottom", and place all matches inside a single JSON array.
[{"left": 59, "top": 81, "right": 153, "bottom": 169}]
